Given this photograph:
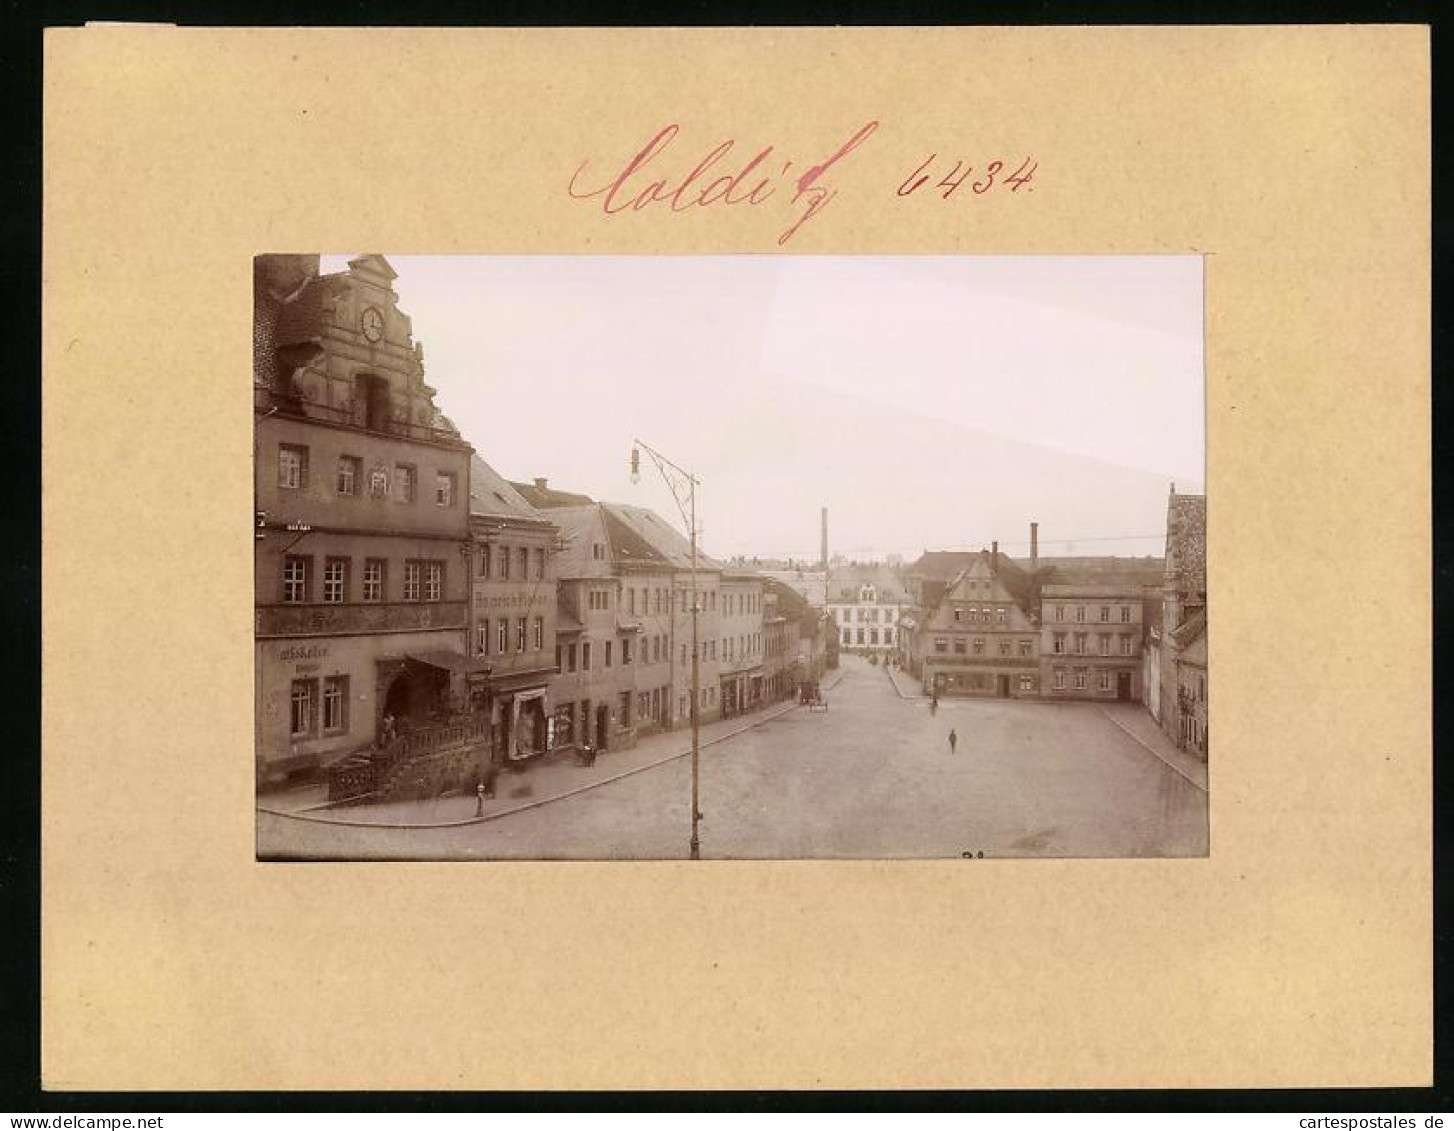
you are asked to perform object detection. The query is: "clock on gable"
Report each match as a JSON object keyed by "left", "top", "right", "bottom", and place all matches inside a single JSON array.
[{"left": 361, "top": 306, "right": 385, "bottom": 343}]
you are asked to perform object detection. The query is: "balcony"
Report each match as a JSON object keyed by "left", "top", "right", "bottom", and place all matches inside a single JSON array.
[{"left": 257, "top": 600, "right": 468, "bottom": 638}]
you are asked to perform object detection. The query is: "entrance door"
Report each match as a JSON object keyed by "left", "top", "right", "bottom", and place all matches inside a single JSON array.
[
  {"left": 1117, "top": 671, "right": 1132, "bottom": 700},
  {"left": 996, "top": 674, "right": 1010, "bottom": 698},
  {"left": 596, "top": 704, "right": 610, "bottom": 750}
]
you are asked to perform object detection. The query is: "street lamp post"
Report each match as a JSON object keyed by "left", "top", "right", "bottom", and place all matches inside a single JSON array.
[{"left": 631, "top": 439, "right": 703, "bottom": 860}]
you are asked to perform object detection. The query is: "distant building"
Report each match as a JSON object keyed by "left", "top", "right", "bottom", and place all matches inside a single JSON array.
[
  {"left": 916, "top": 548, "right": 1041, "bottom": 698},
  {"left": 253, "top": 253, "right": 476, "bottom": 787},
  {"left": 826, "top": 567, "right": 911, "bottom": 657},
  {"left": 759, "top": 569, "right": 827, "bottom": 608}
]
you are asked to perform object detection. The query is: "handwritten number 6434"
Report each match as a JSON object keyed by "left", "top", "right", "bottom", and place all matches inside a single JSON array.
[{"left": 897, "top": 156, "right": 1037, "bottom": 198}]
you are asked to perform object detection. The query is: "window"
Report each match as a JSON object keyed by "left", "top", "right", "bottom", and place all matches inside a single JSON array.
[
  {"left": 1075, "top": 669, "right": 1088, "bottom": 690},
  {"left": 628, "top": 589, "right": 636, "bottom": 615},
  {"left": 1054, "top": 604, "right": 1064, "bottom": 622},
  {"left": 500, "top": 547, "right": 511, "bottom": 580},
  {"left": 290, "top": 679, "right": 315, "bottom": 737},
  {"left": 477, "top": 623, "right": 489, "bottom": 655},
  {"left": 619, "top": 692, "right": 632, "bottom": 726},
  {"left": 533, "top": 616, "right": 544, "bottom": 651},
  {"left": 1100, "top": 606, "right": 1110, "bottom": 623},
  {"left": 973, "top": 638, "right": 985, "bottom": 655},
  {"left": 1053, "top": 669, "right": 1065, "bottom": 690},
  {"left": 622, "top": 637, "right": 633, "bottom": 665},
  {"left": 998, "top": 639, "right": 1011, "bottom": 656},
  {"left": 1018, "top": 639, "right": 1032, "bottom": 657},
  {"left": 394, "top": 464, "right": 416, "bottom": 502},
  {"left": 435, "top": 472, "right": 455, "bottom": 507},
  {"left": 282, "top": 556, "right": 310, "bottom": 603},
  {"left": 1099, "top": 634, "right": 1110, "bottom": 656},
  {"left": 403, "top": 561, "right": 421, "bottom": 601},
  {"left": 517, "top": 547, "right": 528, "bottom": 580},
  {"left": 278, "top": 444, "right": 308, "bottom": 490},
  {"left": 567, "top": 642, "right": 577, "bottom": 672},
  {"left": 497, "top": 619, "right": 507, "bottom": 654},
  {"left": 535, "top": 548, "right": 546, "bottom": 580},
  {"left": 424, "top": 561, "right": 442, "bottom": 602},
  {"left": 953, "top": 638, "right": 966, "bottom": 654},
  {"left": 1053, "top": 634, "right": 1065, "bottom": 654},
  {"left": 592, "top": 543, "right": 606, "bottom": 561},
  {"left": 336, "top": 456, "right": 361, "bottom": 495},
  {"left": 843, "top": 629, "right": 853, "bottom": 646},
  {"left": 996, "top": 607, "right": 1008, "bottom": 625},
  {"left": 954, "top": 608, "right": 963, "bottom": 622},
  {"left": 1121, "top": 635, "right": 1134, "bottom": 656},
  {"left": 605, "top": 641, "right": 613, "bottom": 667},
  {"left": 479, "top": 544, "right": 492, "bottom": 578},
  {"left": 1120, "top": 606, "right": 1132, "bottom": 623},
  {"left": 323, "top": 558, "right": 348, "bottom": 604},
  {"left": 638, "top": 691, "right": 650, "bottom": 719},
  {"left": 1074, "top": 633, "right": 1087, "bottom": 655},
  {"left": 1075, "top": 605, "right": 1085, "bottom": 623},
  {"left": 1019, "top": 675, "right": 1034, "bottom": 691},
  {"left": 870, "top": 629, "right": 879, "bottom": 645},
  {"left": 1100, "top": 671, "right": 1112, "bottom": 692},
  {"left": 856, "top": 628, "right": 865, "bottom": 645},
  {"left": 363, "top": 558, "right": 385, "bottom": 602},
  {"left": 323, "top": 676, "right": 348, "bottom": 731},
  {"left": 516, "top": 617, "right": 527, "bottom": 652}
]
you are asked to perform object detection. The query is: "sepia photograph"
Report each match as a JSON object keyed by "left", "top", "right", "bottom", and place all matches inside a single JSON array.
[{"left": 254, "top": 254, "right": 1208, "bottom": 861}]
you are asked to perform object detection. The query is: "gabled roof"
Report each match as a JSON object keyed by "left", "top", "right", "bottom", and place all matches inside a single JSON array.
[
  {"left": 907, "top": 551, "right": 982, "bottom": 581},
  {"left": 600, "top": 506, "right": 675, "bottom": 569},
  {"left": 347, "top": 253, "right": 398, "bottom": 280},
  {"left": 469, "top": 455, "right": 544, "bottom": 521},
  {"left": 602, "top": 503, "right": 723, "bottom": 572},
  {"left": 509, "top": 480, "right": 596, "bottom": 508}
]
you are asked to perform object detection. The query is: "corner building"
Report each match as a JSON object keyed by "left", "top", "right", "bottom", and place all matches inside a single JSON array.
[{"left": 254, "top": 254, "right": 474, "bottom": 785}]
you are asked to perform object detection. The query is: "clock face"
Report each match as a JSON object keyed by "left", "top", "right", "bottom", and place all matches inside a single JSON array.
[{"left": 361, "top": 307, "right": 385, "bottom": 343}]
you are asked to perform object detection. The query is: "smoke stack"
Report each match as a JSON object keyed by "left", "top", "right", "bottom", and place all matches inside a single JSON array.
[
  {"left": 820, "top": 507, "right": 828, "bottom": 572},
  {"left": 991, "top": 540, "right": 998, "bottom": 574},
  {"left": 1030, "top": 522, "right": 1039, "bottom": 573}
]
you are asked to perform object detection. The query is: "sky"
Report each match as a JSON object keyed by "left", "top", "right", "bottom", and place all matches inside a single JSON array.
[{"left": 321, "top": 255, "right": 1204, "bottom": 563}]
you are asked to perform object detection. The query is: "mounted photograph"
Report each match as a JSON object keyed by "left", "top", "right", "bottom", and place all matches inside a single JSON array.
[{"left": 254, "top": 254, "right": 1207, "bottom": 860}]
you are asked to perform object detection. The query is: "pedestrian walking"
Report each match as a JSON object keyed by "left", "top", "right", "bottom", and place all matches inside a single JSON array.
[
  {"left": 948, "top": 728, "right": 958, "bottom": 754},
  {"left": 476, "top": 781, "right": 486, "bottom": 817}
]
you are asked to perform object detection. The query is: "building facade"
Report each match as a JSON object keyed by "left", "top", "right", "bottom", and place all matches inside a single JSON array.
[
  {"left": 1038, "top": 585, "right": 1147, "bottom": 701},
  {"left": 719, "top": 571, "right": 766, "bottom": 715},
  {"left": 1155, "top": 487, "right": 1208, "bottom": 757},
  {"left": 467, "top": 456, "right": 561, "bottom": 762},
  {"left": 254, "top": 254, "right": 477, "bottom": 786},
  {"left": 827, "top": 572, "right": 909, "bottom": 658},
  {"left": 917, "top": 549, "right": 1041, "bottom": 698}
]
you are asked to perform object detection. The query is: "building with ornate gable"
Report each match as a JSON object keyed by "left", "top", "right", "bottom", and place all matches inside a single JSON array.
[{"left": 253, "top": 254, "right": 476, "bottom": 786}]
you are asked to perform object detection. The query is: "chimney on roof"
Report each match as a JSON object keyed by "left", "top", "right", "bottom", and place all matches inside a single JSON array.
[
  {"left": 534, "top": 477, "right": 548, "bottom": 491},
  {"left": 1030, "top": 522, "right": 1039, "bottom": 574},
  {"left": 991, "top": 541, "right": 998, "bottom": 574}
]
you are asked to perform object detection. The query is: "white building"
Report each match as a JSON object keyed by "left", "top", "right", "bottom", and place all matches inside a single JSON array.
[{"left": 827, "top": 581, "right": 906, "bottom": 657}]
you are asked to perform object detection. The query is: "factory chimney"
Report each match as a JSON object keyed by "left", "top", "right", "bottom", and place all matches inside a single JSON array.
[
  {"left": 991, "top": 540, "right": 998, "bottom": 575},
  {"left": 820, "top": 507, "right": 828, "bottom": 572},
  {"left": 1030, "top": 522, "right": 1039, "bottom": 574}
]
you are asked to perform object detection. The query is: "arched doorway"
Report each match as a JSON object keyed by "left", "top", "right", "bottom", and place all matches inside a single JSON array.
[{"left": 382, "top": 660, "right": 448, "bottom": 729}]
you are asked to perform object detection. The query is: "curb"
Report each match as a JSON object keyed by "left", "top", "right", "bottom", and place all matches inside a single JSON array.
[
  {"left": 1097, "top": 707, "right": 1208, "bottom": 793},
  {"left": 258, "top": 672, "right": 847, "bottom": 831}
]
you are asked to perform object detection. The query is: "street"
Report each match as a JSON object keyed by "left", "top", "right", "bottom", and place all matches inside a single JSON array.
[{"left": 258, "top": 656, "right": 1207, "bottom": 860}]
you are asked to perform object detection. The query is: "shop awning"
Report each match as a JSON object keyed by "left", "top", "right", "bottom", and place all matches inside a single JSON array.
[{"left": 406, "top": 649, "right": 493, "bottom": 674}]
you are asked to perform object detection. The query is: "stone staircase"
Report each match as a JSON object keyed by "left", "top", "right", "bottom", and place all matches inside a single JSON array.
[{"left": 328, "top": 716, "right": 491, "bottom": 805}]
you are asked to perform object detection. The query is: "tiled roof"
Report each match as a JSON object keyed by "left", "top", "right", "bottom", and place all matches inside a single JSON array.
[
  {"left": 603, "top": 504, "right": 723, "bottom": 572},
  {"left": 469, "top": 456, "right": 543, "bottom": 521},
  {"left": 508, "top": 480, "right": 596, "bottom": 508},
  {"left": 1166, "top": 492, "right": 1207, "bottom": 592}
]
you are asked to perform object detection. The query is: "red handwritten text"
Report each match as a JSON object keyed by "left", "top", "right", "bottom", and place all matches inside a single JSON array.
[{"left": 568, "top": 121, "right": 880, "bottom": 245}]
